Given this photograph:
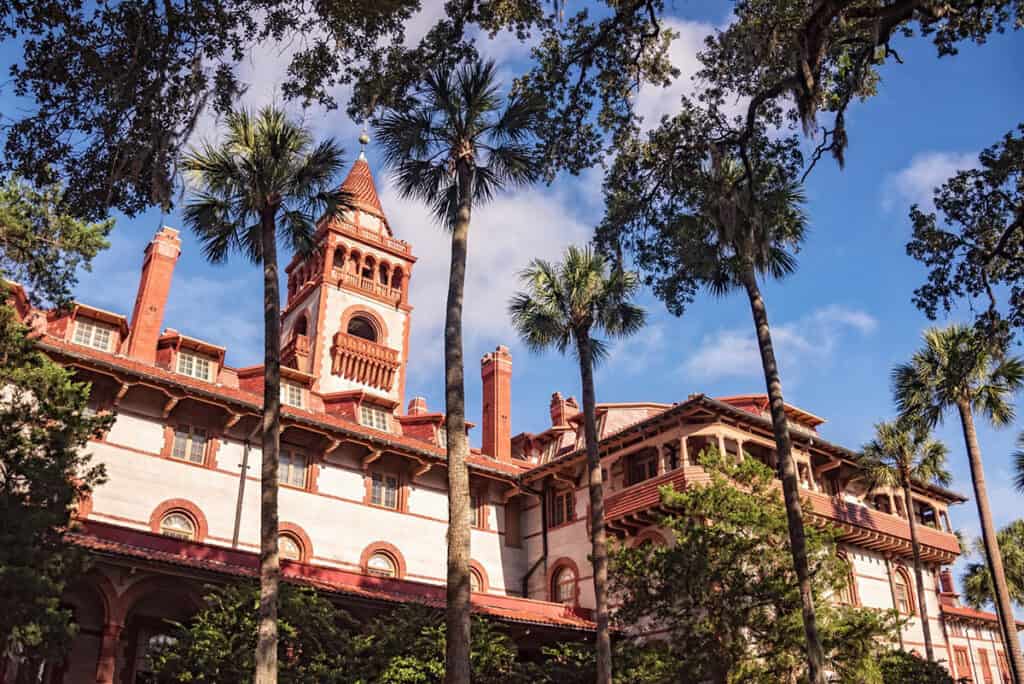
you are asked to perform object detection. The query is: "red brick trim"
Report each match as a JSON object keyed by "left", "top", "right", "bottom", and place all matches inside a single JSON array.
[
  {"left": 148, "top": 498, "right": 208, "bottom": 542},
  {"left": 279, "top": 522, "right": 313, "bottom": 563},
  {"left": 359, "top": 541, "right": 407, "bottom": 579},
  {"left": 546, "top": 557, "right": 581, "bottom": 606},
  {"left": 339, "top": 304, "right": 389, "bottom": 342},
  {"left": 469, "top": 560, "right": 489, "bottom": 593}
]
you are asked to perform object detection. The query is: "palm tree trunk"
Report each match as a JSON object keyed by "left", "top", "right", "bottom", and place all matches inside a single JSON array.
[
  {"left": 576, "top": 330, "right": 612, "bottom": 684},
  {"left": 740, "top": 268, "right": 826, "bottom": 684},
  {"left": 255, "top": 209, "right": 281, "bottom": 684},
  {"left": 444, "top": 161, "right": 473, "bottom": 684},
  {"left": 903, "top": 479, "right": 935, "bottom": 661},
  {"left": 957, "top": 401, "right": 1024, "bottom": 682}
]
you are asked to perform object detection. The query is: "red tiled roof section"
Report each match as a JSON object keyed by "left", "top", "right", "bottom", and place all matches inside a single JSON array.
[
  {"left": 69, "top": 521, "right": 595, "bottom": 631},
  {"left": 941, "top": 603, "right": 1024, "bottom": 629},
  {"left": 340, "top": 157, "right": 388, "bottom": 225}
]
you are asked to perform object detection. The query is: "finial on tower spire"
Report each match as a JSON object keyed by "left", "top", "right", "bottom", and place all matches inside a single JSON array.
[{"left": 358, "top": 125, "right": 370, "bottom": 160}]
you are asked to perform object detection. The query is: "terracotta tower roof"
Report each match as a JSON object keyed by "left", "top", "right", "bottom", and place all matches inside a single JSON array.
[{"left": 340, "top": 153, "right": 389, "bottom": 231}]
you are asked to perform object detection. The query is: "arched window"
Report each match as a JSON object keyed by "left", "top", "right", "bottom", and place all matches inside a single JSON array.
[
  {"left": 159, "top": 511, "right": 196, "bottom": 540},
  {"left": 293, "top": 314, "right": 308, "bottom": 338},
  {"left": 470, "top": 567, "right": 484, "bottom": 593},
  {"left": 552, "top": 565, "right": 577, "bottom": 604},
  {"left": 332, "top": 246, "right": 346, "bottom": 271},
  {"left": 836, "top": 553, "right": 859, "bottom": 606},
  {"left": 391, "top": 269, "right": 404, "bottom": 292},
  {"left": 378, "top": 262, "right": 390, "bottom": 285},
  {"left": 347, "top": 316, "right": 377, "bottom": 342},
  {"left": 893, "top": 568, "right": 914, "bottom": 615},
  {"left": 361, "top": 256, "right": 376, "bottom": 279},
  {"left": 279, "top": 533, "right": 303, "bottom": 562},
  {"left": 366, "top": 551, "right": 398, "bottom": 578}
]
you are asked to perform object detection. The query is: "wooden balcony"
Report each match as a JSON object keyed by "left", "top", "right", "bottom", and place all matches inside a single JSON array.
[
  {"left": 336, "top": 270, "right": 403, "bottom": 304},
  {"left": 603, "top": 466, "right": 961, "bottom": 563},
  {"left": 330, "top": 332, "right": 400, "bottom": 391}
]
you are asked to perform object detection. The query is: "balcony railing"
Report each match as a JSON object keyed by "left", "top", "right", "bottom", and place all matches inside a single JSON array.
[
  {"left": 331, "top": 332, "right": 400, "bottom": 391},
  {"left": 334, "top": 220, "right": 412, "bottom": 256},
  {"left": 336, "top": 271, "right": 403, "bottom": 303},
  {"left": 603, "top": 465, "right": 961, "bottom": 563},
  {"left": 282, "top": 333, "right": 311, "bottom": 372}
]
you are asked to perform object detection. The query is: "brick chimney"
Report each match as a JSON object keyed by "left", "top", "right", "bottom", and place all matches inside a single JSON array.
[
  {"left": 549, "top": 392, "right": 580, "bottom": 427},
  {"left": 127, "top": 227, "right": 181, "bottom": 363},
  {"left": 407, "top": 396, "right": 429, "bottom": 415},
  {"left": 481, "top": 345, "right": 512, "bottom": 460}
]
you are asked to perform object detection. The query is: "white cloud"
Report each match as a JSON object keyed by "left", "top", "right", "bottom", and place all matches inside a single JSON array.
[
  {"left": 683, "top": 305, "right": 877, "bottom": 382},
  {"left": 882, "top": 151, "right": 978, "bottom": 212},
  {"left": 381, "top": 180, "right": 593, "bottom": 381},
  {"left": 601, "top": 322, "right": 667, "bottom": 377}
]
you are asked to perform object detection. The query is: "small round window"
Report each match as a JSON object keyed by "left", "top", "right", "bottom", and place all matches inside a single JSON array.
[
  {"left": 470, "top": 568, "right": 483, "bottom": 593},
  {"left": 159, "top": 512, "right": 196, "bottom": 540},
  {"left": 279, "top": 534, "right": 302, "bottom": 562},
  {"left": 367, "top": 552, "right": 397, "bottom": 578},
  {"left": 347, "top": 316, "right": 377, "bottom": 342}
]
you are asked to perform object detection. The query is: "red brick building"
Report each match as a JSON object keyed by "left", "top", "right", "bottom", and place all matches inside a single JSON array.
[{"left": 4, "top": 154, "right": 1020, "bottom": 683}]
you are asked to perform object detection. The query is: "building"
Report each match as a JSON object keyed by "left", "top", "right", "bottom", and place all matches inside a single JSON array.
[{"left": 5, "top": 152, "right": 1021, "bottom": 683}]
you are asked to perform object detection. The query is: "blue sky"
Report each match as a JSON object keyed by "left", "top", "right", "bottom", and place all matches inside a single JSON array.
[{"left": 2, "top": 4, "right": 1022, "bottom": 603}]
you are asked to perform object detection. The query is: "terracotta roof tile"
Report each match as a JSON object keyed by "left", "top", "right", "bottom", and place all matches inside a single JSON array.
[
  {"left": 69, "top": 521, "right": 595, "bottom": 631},
  {"left": 340, "top": 157, "right": 387, "bottom": 224}
]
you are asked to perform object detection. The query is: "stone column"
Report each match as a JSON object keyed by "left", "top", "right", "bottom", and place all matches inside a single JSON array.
[{"left": 95, "top": 622, "right": 123, "bottom": 684}]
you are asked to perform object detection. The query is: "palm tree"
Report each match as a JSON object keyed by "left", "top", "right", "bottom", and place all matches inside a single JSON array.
[
  {"left": 509, "top": 246, "right": 645, "bottom": 684},
  {"left": 376, "top": 57, "right": 542, "bottom": 682},
  {"left": 645, "top": 150, "right": 828, "bottom": 681},
  {"left": 859, "top": 419, "right": 951, "bottom": 661},
  {"left": 1013, "top": 433, "right": 1024, "bottom": 493},
  {"left": 893, "top": 324, "right": 1024, "bottom": 680},
  {"left": 962, "top": 519, "right": 1024, "bottom": 610},
  {"left": 181, "top": 107, "right": 347, "bottom": 684}
]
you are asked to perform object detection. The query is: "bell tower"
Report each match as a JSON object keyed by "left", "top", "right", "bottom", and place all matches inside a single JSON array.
[{"left": 280, "top": 138, "right": 415, "bottom": 416}]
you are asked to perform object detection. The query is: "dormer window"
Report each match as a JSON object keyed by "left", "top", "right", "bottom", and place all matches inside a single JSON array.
[
  {"left": 360, "top": 404, "right": 390, "bottom": 431},
  {"left": 73, "top": 319, "right": 113, "bottom": 351},
  {"left": 281, "top": 382, "right": 303, "bottom": 408},
  {"left": 177, "top": 351, "right": 212, "bottom": 381}
]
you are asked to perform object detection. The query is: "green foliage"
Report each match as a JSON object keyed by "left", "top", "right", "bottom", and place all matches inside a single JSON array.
[
  {"left": 595, "top": 103, "right": 806, "bottom": 317},
  {"left": 859, "top": 420, "right": 952, "bottom": 495},
  {"left": 892, "top": 324, "right": 1024, "bottom": 429},
  {"left": 376, "top": 57, "right": 543, "bottom": 229},
  {"left": 609, "top": 449, "right": 899, "bottom": 683},
  {"left": 907, "top": 124, "right": 1024, "bottom": 343},
  {"left": 878, "top": 649, "right": 955, "bottom": 684},
  {"left": 0, "top": 295, "right": 111, "bottom": 661},
  {"left": 509, "top": 245, "right": 645, "bottom": 362},
  {"left": 961, "top": 519, "right": 1024, "bottom": 608},
  {"left": 182, "top": 106, "right": 349, "bottom": 264},
  {"left": 0, "top": 176, "right": 113, "bottom": 306},
  {"left": 150, "top": 584, "right": 537, "bottom": 683},
  {"left": 1, "top": 0, "right": 417, "bottom": 220}
]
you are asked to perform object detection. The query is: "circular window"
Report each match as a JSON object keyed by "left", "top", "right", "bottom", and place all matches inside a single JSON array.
[
  {"left": 159, "top": 512, "right": 196, "bottom": 540},
  {"left": 366, "top": 552, "right": 398, "bottom": 578},
  {"left": 279, "top": 534, "right": 302, "bottom": 562},
  {"left": 347, "top": 316, "right": 377, "bottom": 342},
  {"left": 553, "top": 566, "right": 576, "bottom": 604}
]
